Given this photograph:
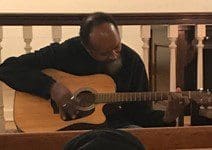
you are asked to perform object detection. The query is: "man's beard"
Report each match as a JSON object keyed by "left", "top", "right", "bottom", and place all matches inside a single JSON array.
[{"left": 104, "top": 57, "right": 122, "bottom": 75}]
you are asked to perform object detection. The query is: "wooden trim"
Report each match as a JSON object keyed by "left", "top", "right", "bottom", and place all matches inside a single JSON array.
[
  {"left": 0, "top": 126, "right": 212, "bottom": 150},
  {"left": 1, "top": 12, "right": 212, "bottom": 25}
]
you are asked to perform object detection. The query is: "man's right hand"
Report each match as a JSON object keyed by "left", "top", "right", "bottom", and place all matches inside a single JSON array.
[{"left": 50, "top": 82, "right": 78, "bottom": 121}]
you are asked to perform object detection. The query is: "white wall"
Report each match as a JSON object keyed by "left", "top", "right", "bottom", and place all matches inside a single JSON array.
[{"left": 1, "top": 0, "right": 212, "bottom": 13}]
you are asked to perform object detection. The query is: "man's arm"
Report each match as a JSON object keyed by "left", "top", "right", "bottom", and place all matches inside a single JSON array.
[
  {"left": 129, "top": 57, "right": 149, "bottom": 92},
  {"left": 130, "top": 56, "right": 185, "bottom": 125},
  {"left": 0, "top": 40, "right": 83, "bottom": 120},
  {"left": 0, "top": 42, "right": 64, "bottom": 99}
]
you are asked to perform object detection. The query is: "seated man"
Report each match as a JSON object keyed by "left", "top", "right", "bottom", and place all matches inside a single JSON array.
[{"left": 0, "top": 12, "right": 183, "bottom": 129}]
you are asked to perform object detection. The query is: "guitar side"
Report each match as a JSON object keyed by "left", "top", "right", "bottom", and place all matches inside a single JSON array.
[{"left": 14, "top": 69, "right": 116, "bottom": 132}]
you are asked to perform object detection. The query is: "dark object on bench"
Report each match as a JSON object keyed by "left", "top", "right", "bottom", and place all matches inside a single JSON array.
[{"left": 190, "top": 101, "right": 212, "bottom": 125}]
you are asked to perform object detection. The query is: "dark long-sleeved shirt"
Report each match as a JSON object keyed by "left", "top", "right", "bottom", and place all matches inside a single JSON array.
[
  {"left": 0, "top": 36, "right": 170, "bottom": 128},
  {"left": 0, "top": 36, "right": 148, "bottom": 98}
]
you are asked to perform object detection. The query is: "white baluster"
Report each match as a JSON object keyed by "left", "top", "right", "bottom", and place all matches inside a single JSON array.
[
  {"left": 140, "top": 25, "right": 151, "bottom": 78},
  {"left": 52, "top": 26, "right": 62, "bottom": 43},
  {"left": 195, "top": 25, "right": 206, "bottom": 90},
  {"left": 0, "top": 26, "right": 5, "bottom": 132},
  {"left": 23, "top": 26, "right": 33, "bottom": 53},
  {"left": 168, "top": 25, "right": 178, "bottom": 92},
  {"left": 0, "top": 83, "right": 5, "bottom": 132}
]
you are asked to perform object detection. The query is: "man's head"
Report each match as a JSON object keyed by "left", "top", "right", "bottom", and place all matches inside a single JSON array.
[
  {"left": 64, "top": 129, "right": 145, "bottom": 150},
  {"left": 80, "top": 12, "right": 121, "bottom": 63}
]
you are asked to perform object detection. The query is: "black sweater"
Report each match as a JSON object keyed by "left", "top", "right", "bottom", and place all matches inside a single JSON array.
[
  {"left": 0, "top": 36, "right": 148, "bottom": 99},
  {"left": 0, "top": 37, "right": 168, "bottom": 128}
]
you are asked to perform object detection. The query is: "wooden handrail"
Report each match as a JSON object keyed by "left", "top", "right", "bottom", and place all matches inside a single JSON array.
[
  {"left": 1, "top": 12, "right": 212, "bottom": 25},
  {"left": 0, "top": 126, "right": 212, "bottom": 150}
]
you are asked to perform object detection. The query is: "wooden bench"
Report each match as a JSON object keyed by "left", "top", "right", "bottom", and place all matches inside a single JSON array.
[{"left": 0, "top": 126, "right": 212, "bottom": 150}]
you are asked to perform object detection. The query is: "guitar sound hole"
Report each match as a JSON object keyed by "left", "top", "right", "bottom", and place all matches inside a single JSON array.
[{"left": 76, "top": 91, "right": 95, "bottom": 108}]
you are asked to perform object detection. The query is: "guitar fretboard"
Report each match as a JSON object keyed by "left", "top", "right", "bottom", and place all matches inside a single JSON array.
[
  {"left": 95, "top": 92, "right": 171, "bottom": 103},
  {"left": 94, "top": 91, "right": 212, "bottom": 105}
]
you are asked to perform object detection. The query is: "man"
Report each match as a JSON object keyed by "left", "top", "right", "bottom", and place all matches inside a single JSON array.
[
  {"left": 64, "top": 129, "right": 145, "bottom": 150},
  {"left": 0, "top": 12, "right": 183, "bottom": 129}
]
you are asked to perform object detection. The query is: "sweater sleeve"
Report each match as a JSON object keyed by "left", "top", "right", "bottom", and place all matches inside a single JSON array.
[
  {"left": 0, "top": 42, "right": 68, "bottom": 99},
  {"left": 130, "top": 56, "right": 149, "bottom": 92}
]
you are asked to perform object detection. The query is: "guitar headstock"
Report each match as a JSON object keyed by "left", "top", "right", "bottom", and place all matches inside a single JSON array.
[{"left": 191, "top": 89, "right": 212, "bottom": 107}]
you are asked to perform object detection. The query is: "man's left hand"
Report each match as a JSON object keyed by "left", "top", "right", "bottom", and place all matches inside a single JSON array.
[{"left": 163, "top": 89, "right": 186, "bottom": 123}]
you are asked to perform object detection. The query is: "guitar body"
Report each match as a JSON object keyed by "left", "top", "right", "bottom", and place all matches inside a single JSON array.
[{"left": 14, "top": 69, "right": 116, "bottom": 132}]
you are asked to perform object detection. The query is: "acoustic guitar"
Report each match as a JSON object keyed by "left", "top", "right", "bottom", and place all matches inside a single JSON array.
[{"left": 14, "top": 69, "right": 211, "bottom": 132}]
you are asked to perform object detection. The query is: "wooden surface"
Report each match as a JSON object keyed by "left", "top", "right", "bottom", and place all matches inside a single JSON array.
[
  {"left": 1, "top": 13, "right": 212, "bottom": 25},
  {"left": 14, "top": 69, "right": 116, "bottom": 132},
  {"left": 0, "top": 126, "right": 212, "bottom": 150}
]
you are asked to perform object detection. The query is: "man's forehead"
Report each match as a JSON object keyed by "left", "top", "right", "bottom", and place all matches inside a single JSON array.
[
  {"left": 89, "top": 23, "right": 117, "bottom": 39},
  {"left": 88, "top": 23, "right": 120, "bottom": 52}
]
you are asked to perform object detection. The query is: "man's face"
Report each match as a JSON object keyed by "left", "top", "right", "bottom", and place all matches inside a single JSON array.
[{"left": 87, "top": 23, "right": 121, "bottom": 63}]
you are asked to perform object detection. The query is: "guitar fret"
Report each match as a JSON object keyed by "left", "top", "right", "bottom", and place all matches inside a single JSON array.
[
  {"left": 98, "top": 93, "right": 102, "bottom": 103},
  {"left": 149, "top": 92, "right": 151, "bottom": 101},
  {"left": 119, "top": 93, "right": 121, "bottom": 102},
  {"left": 122, "top": 93, "right": 124, "bottom": 102},
  {"left": 104, "top": 93, "right": 107, "bottom": 102},
  {"left": 117, "top": 93, "right": 120, "bottom": 102},
  {"left": 108, "top": 93, "right": 111, "bottom": 102},
  {"left": 134, "top": 92, "right": 137, "bottom": 101},
  {"left": 113, "top": 93, "right": 116, "bottom": 102},
  {"left": 118, "top": 93, "right": 121, "bottom": 102},
  {"left": 144, "top": 92, "right": 146, "bottom": 101},
  {"left": 129, "top": 93, "right": 132, "bottom": 101},
  {"left": 112, "top": 93, "right": 115, "bottom": 102},
  {"left": 125, "top": 93, "right": 128, "bottom": 102},
  {"left": 132, "top": 93, "right": 135, "bottom": 101},
  {"left": 154, "top": 92, "right": 157, "bottom": 102},
  {"left": 121, "top": 93, "right": 124, "bottom": 102},
  {"left": 99, "top": 94, "right": 102, "bottom": 103},
  {"left": 109, "top": 93, "right": 111, "bottom": 102},
  {"left": 101, "top": 94, "right": 104, "bottom": 103},
  {"left": 139, "top": 92, "right": 141, "bottom": 102},
  {"left": 95, "top": 94, "right": 99, "bottom": 103},
  {"left": 98, "top": 94, "right": 100, "bottom": 102},
  {"left": 132, "top": 93, "right": 134, "bottom": 101}
]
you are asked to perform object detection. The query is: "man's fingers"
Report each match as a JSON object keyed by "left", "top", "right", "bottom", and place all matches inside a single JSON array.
[
  {"left": 164, "top": 92, "right": 186, "bottom": 123},
  {"left": 59, "top": 107, "right": 68, "bottom": 121},
  {"left": 59, "top": 103, "right": 73, "bottom": 121}
]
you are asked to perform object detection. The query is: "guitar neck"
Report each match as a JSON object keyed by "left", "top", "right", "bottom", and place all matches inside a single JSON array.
[
  {"left": 95, "top": 91, "right": 201, "bottom": 104},
  {"left": 95, "top": 91, "right": 169, "bottom": 103}
]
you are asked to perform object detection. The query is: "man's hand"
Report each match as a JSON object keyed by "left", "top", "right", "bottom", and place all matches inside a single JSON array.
[
  {"left": 163, "top": 90, "right": 186, "bottom": 123},
  {"left": 50, "top": 82, "right": 78, "bottom": 120}
]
